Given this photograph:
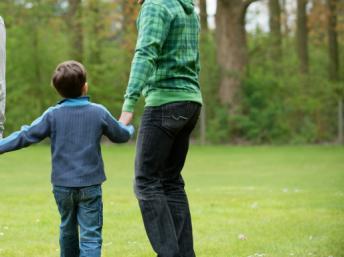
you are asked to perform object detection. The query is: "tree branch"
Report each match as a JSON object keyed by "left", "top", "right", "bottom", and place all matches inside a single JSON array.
[
  {"left": 240, "top": 0, "right": 261, "bottom": 23},
  {"left": 243, "top": 0, "right": 260, "bottom": 9}
]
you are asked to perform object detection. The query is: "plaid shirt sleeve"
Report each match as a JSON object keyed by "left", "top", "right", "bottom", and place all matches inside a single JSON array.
[{"left": 122, "top": 3, "right": 172, "bottom": 112}]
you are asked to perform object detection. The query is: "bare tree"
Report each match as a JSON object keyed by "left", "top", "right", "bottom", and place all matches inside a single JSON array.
[
  {"left": 216, "top": 0, "right": 258, "bottom": 110},
  {"left": 297, "top": 0, "right": 309, "bottom": 74}
]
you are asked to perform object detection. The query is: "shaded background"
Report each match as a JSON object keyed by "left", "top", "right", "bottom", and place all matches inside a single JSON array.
[
  {"left": 0, "top": 2, "right": 343, "bottom": 256},
  {"left": 0, "top": 0, "right": 343, "bottom": 144}
]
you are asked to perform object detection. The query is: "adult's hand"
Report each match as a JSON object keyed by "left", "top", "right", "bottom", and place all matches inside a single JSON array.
[{"left": 119, "top": 112, "right": 134, "bottom": 125}]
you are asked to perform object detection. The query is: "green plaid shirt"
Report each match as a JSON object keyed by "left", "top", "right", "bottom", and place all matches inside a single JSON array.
[{"left": 122, "top": 0, "right": 203, "bottom": 112}]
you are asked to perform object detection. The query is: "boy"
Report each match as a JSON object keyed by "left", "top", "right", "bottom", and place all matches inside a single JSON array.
[{"left": 0, "top": 60, "right": 134, "bottom": 257}]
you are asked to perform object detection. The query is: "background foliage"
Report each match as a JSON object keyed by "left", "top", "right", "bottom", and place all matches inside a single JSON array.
[{"left": 0, "top": 0, "right": 343, "bottom": 144}]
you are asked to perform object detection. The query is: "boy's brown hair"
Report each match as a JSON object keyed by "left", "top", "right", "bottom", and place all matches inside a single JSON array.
[{"left": 52, "top": 61, "right": 86, "bottom": 98}]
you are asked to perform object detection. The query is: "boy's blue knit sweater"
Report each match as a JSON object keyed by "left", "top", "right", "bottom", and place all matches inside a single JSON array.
[{"left": 0, "top": 96, "right": 134, "bottom": 187}]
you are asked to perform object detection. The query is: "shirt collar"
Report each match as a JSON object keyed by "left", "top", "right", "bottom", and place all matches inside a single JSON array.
[{"left": 58, "top": 96, "right": 90, "bottom": 107}]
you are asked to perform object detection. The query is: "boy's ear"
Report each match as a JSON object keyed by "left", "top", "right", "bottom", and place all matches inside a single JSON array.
[{"left": 83, "top": 82, "right": 89, "bottom": 94}]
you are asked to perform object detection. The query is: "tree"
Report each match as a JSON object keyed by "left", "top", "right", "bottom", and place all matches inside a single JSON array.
[
  {"left": 327, "top": 0, "right": 343, "bottom": 144},
  {"left": 121, "top": 0, "right": 139, "bottom": 51},
  {"left": 198, "top": 0, "right": 208, "bottom": 144},
  {"left": 308, "top": 0, "right": 327, "bottom": 44},
  {"left": 199, "top": 0, "right": 208, "bottom": 31},
  {"left": 327, "top": 0, "right": 339, "bottom": 81},
  {"left": 216, "top": 0, "right": 258, "bottom": 110},
  {"left": 281, "top": 0, "right": 290, "bottom": 36},
  {"left": 269, "top": 0, "right": 282, "bottom": 61},
  {"left": 296, "top": 0, "right": 309, "bottom": 74},
  {"left": 86, "top": 0, "right": 102, "bottom": 64},
  {"left": 0, "top": 16, "right": 6, "bottom": 138},
  {"left": 66, "top": 0, "right": 83, "bottom": 61}
]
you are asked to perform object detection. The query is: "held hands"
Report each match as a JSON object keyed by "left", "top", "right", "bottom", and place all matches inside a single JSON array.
[{"left": 119, "top": 112, "right": 134, "bottom": 126}]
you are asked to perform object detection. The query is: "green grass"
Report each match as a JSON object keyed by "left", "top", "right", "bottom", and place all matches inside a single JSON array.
[{"left": 0, "top": 145, "right": 343, "bottom": 257}]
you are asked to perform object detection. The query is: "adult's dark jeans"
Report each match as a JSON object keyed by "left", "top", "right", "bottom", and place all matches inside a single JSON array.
[
  {"left": 135, "top": 101, "right": 201, "bottom": 257},
  {"left": 53, "top": 185, "right": 103, "bottom": 257}
]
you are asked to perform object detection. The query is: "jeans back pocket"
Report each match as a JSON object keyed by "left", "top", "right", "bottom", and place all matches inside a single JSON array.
[{"left": 162, "top": 103, "right": 191, "bottom": 133}]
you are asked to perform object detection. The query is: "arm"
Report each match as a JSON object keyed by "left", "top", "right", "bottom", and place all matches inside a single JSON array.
[
  {"left": 0, "top": 108, "right": 52, "bottom": 154},
  {"left": 102, "top": 108, "right": 135, "bottom": 143},
  {"left": 122, "top": 2, "right": 173, "bottom": 113}
]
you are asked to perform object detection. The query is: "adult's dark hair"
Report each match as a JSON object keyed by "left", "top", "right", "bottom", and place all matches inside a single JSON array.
[{"left": 52, "top": 60, "right": 86, "bottom": 98}]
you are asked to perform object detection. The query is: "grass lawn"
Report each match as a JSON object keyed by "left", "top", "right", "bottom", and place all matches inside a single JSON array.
[{"left": 0, "top": 145, "right": 343, "bottom": 257}]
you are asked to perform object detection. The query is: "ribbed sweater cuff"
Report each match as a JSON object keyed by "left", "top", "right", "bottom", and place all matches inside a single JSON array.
[{"left": 122, "top": 99, "right": 136, "bottom": 113}]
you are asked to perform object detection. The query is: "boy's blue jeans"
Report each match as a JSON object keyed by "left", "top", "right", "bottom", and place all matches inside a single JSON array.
[{"left": 53, "top": 185, "right": 103, "bottom": 257}]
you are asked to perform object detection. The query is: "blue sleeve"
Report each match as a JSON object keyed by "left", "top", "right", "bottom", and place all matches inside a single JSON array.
[
  {"left": 0, "top": 108, "right": 52, "bottom": 154},
  {"left": 101, "top": 107, "right": 135, "bottom": 143}
]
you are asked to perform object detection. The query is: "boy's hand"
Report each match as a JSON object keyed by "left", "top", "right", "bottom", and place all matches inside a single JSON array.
[{"left": 119, "top": 112, "right": 134, "bottom": 125}]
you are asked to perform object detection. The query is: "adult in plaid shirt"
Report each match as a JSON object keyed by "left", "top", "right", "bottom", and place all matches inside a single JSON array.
[
  {"left": 0, "top": 16, "right": 6, "bottom": 139},
  {"left": 119, "top": 0, "right": 202, "bottom": 256}
]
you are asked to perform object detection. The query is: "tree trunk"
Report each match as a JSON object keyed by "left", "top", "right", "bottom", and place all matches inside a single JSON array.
[
  {"left": 297, "top": 0, "right": 309, "bottom": 74},
  {"left": 122, "top": 0, "right": 139, "bottom": 50},
  {"left": 67, "top": 0, "right": 83, "bottom": 62},
  {"left": 327, "top": 0, "right": 342, "bottom": 144},
  {"left": 327, "top": 0, "right": 339, "bottom": 81},
  {"left": 0, "top": 17, "right": 6, "bottom": 138},
  {"left": 269, "top": 0, "right": 282, "bottom": 61},
  {"left": 33, "top": 28, "right": 42, "bottom": 84},
  {"left": 87, "top": 0, "right": 102, "bottom": 64},
  {"left": 339, "top": 99, "right": 343, "bottom": 144},
  {"left": 216, "top": 0, "right": 255, "bottom": 110},
  {"left": 281, "top": 0, "right": 289, "bottom": 36},
  {"left": 199, "top": 0, "right": 208, "bottom": 31},
  {"left": 200, "top": 104, "right": 206, "bottom": 145},
  {"left": 122, "top": 0, "right": 138, "bottom": 33},
  {"left": 199, "top": 0, "right": 208, "bottom": 143}
]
